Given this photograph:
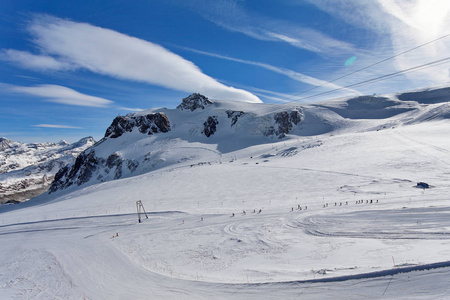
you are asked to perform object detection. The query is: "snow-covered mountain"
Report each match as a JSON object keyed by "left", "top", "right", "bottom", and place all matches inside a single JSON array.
[
  {"left": 49, "top": 93, "right": 303, "bottom": 193},
  {"left": 1, "top": 86, "right": 450, "bottom": 299},
  {"left": 49, "top": 87, "right": 450, "bottom": 194},
  {"left": 0, "top": 136, "right": 95, "bottom": 204}
]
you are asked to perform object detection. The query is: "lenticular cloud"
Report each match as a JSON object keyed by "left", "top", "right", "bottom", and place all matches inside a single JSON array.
[{"left": 22, "top": 15, "right": 261, "bottom": 103}]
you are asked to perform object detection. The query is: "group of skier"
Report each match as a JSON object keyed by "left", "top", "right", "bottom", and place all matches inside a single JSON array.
[
  {"left": 291, "top": 204, "right": 307, "bottom": 211},
  {"left": 231, "top": 208, "right": 263, "bottom": 217},
  {"left": 226, "top": 198, "right": 380, "bottom": 220}
]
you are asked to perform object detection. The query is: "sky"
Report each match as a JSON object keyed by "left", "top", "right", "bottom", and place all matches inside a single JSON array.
[{"left": 0, "top": 0, "right": 449, "bottom": 143}]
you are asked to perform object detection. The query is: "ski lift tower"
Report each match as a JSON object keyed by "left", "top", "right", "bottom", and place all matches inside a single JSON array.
[{"left": 136, "top": 200, "right": 149, "bottom": 223}]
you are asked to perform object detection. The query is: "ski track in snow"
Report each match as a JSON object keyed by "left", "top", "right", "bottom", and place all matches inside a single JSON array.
[{"left": 2, "top": 208, "right": 450, "bottom": 299}]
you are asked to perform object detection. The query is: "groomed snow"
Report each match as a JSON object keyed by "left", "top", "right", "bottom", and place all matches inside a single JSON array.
[{"left": 1, "top": 103, "right": 450, "bottom": 298}]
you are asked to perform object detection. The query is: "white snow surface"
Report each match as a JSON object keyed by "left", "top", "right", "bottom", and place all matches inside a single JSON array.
[{"left": 1, "top": 89, "right": 450, "bottom": 299}]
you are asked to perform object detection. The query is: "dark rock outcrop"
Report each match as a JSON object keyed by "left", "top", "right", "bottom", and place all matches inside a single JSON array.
[
  {"left": 106, "top": 153, "right": 123, "bottom": 179},
  {"left": 127, "top": 159, "right": 139, "bottom": 173},
  {"left": 202, "top": 116, "right": 219, "bottom": 137},
  {"left": 226, "top": 110, "right": 245, "bottom": 126},
  {"left": 50, "top": 150, "right": 104, "bottom": 193},
  {"left": 266, "top": 110, "right": 303, "bottom": 139},
  {"left": 177, "top": 93, "right": 212, "bottom": 111},
  {"left": 50, "top": 111, "right": 173, "bottom": 193},
  {"left": 105, "top": 113, "right": 170, "bottom": 139}
]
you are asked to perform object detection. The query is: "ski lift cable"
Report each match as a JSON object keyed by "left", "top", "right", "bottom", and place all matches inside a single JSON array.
[
  {"left": 294, "top": 57, "right": 450, "bottom": 101},
  {"left": 278, "top": 32, "right": 450, "bottom": 103}
]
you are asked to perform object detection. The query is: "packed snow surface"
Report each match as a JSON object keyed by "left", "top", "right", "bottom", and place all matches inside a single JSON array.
[{"left": 1, "top": 88, "right": 450, "bottom": 299}]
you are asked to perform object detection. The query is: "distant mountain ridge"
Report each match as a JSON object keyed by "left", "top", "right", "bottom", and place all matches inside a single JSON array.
[{"left": 0, "top": 137, "right": 95, "bottom": 204}]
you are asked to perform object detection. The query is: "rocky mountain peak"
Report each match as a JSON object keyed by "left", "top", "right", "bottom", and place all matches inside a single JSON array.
[
  {"left": 58, "top": 140, "right": 70, "bottom": 146},
  {"left": 177, "top": 93, "right": 212, "bottom": 111},
  {"left": 68, "top": 136, "right": 95, "bottom": 149},
  {"left": 0, "top": 137, "right": 12, "bottom": 151},
  {"left": 104, "top": 113, "right": 171, "bottom": 139}
]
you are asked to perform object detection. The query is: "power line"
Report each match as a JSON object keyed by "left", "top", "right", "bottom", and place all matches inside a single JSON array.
[
  {"left": 281, "top": 32, "right": 450, "bottom": 102},
  {"left": 295, "top": 57, "right": 450, "bottom": 101}
]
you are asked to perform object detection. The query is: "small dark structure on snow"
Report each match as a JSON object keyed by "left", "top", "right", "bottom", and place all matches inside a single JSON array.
[{"left": 416, "top": 182, "right": 430, "bottom": 189}]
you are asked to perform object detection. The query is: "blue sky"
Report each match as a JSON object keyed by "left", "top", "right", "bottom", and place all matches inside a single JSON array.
[{"left": 1, "top": 0, "right": 449, "bottom": 143}]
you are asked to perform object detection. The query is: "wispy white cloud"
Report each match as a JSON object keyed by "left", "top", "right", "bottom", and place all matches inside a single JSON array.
[
  {"left": 9, "top": 84, "right": 113, "bottom": 107},
  {"left": 180, "top": 46, "right": 360, "bottom": 94},
  {"left": 32, "top": 124, "right": 83, "bottom": 129},
  {"left": 0, "top": 49, "right": 75, "bottom": 71},
  {"left": 229, "top": 82, "right": 356, "bottom": 103},
  {"left": 184, "top": 0, "right": 354, "bottom": 55},
  {"left": 307, "top": 0, "right": 450, "bottom": 85},
  {"left": 2, "top": 15, "right": 260, "bottom": 103},
  {"left": 118, "top": 107, "right": 145, "bottom": 112}
]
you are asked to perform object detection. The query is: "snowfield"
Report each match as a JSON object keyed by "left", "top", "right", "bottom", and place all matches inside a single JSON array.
[{"left": 1, "top": 89, "right": 450, "bottom": 299}]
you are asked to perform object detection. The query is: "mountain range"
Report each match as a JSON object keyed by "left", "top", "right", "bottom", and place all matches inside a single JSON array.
[{"left": 0, "top": 137, "right": 95, "bottom": 204}]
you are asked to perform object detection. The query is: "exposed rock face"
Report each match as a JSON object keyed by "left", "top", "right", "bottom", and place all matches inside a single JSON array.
[
  {"left": 49, "top": 148, "right": 146, "bottom": 193},
  {"left": 106, "top": 152, "right": 123, "bottom": 179},
  {"left": 261, "top": 110, "right": 303, "bottom": 139},
  {"left": 105, "top": 113, "right": 171, "bottom": 138},
  {"left": 50, "top": 150, "right": 103, "bottom": 192},
  {"left": 68, "top": 150, "right": 101, "bottom": 187},
  {"left": 226, "top": 110, "right": 245, "bottom": 126},
  {"left": 177, "top": 93, "right": 212, "bottom": 111},
  {"left": 49, "top": 110, "right": 174, "bottom": 193},
  {"left": 273, "top": 110, "right": 303, "bottom": 138},
  {"left": 202, "top": 116, "right": 219, "bottom": 137}
]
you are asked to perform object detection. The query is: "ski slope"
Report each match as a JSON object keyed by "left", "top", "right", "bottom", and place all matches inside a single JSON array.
[{"left": 1, "top": 91, "right": 450, "bottom": 298}]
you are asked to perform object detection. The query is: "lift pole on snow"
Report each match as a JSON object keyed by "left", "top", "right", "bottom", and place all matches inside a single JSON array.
[{"left": 136, "top": 200, "right": 149, "bottom": 223}]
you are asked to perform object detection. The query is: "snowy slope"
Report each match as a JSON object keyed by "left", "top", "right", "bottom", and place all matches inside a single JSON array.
[
  {"left": 0, "top": 137, "right": 95, "bottom": 204},
  {"left": 1, "top": 87, "right": 450, "bottom": 299}
]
